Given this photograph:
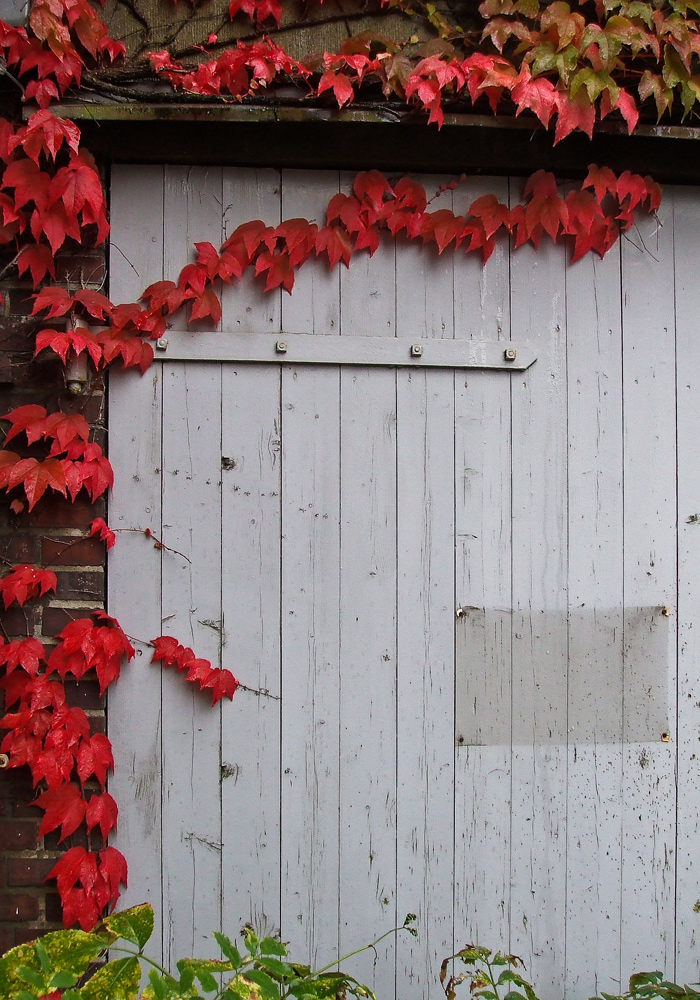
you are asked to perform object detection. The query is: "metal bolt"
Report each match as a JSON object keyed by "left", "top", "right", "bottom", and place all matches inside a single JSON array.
[
  {"left": 276, "top": 340, "right": 288, "bottom": 353},
  {"left": 156, "top": 338, "right": 169, "bottom": 351},
  {"left": 411, "top": 344, "right": 423, "bottom": 357},
  {"left": 504, "top": 347, "right": 517, "bottom": 362},
  {"left": 0, "top": 753, "right": 8, "bottom": 769}
]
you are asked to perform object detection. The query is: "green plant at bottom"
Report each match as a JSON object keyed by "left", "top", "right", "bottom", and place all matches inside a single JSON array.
[
  {"left": 439, "top": 946, "right": 700, "bottom": 1000},
  {"left": 0, "top": 905, "right": 417, "bottom": 1000}
]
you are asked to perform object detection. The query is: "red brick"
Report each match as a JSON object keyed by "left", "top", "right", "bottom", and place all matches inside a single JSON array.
[
  {"left": 0, "top": 328, "right": 34, "bottom": 353},
  {"left": 0, "top": 534, "right": 41, "bottom": 565},
  {"left": 64, "top": 679, "right": 104, "bottom": 711},
  {"left": 0, "top": 820, "right": 40, "bottom": 851},
  {"left": 15, "top": 927, "right": 48, "bottom": 944},
  {"left": 0, "top": 605, "right": 36, "bottom": 637},
  {"left": 54, "top": 570, "right": 104, "bottom": 603},
  {"left": 42, "top": 607, "right": 94, "bottom": 635},
  {"left": 0, "top": 891, "right": 40, "bottom": 921},
  {"left": 44, "top": 891, "right": 63, "bottom": 923},
  {"left": 0, "top": 776, "right": 34, "bottom": 804},
  {"left": 44, "top": 826, "right": 89, "bottom": 851},
  {"left": 54, "top": 252, "right": 106, "bottom": 286},
  {"left": 26, "top": 498, "right": 103, "bottom": 528},
  {"left": 90, "top": 715, "right": 106, "bottom": 736},
  {"left": 11, "top": 798, "right": 40, "bottom": 820},
  {"left": 6, "top": 858, "right": 55, "bottom": 887},
  {"left": 0, "top": 925, "right": 12, "bottom": 952},
  {"left": 41, "top": 536, "right": 104, "bottom": 567}
]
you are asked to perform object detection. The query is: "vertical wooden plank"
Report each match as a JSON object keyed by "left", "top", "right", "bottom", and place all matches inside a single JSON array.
[
  {"left": 108, "top": 165, "right": 165, "bottom": 961},
  {"left": 160, "top": 167, "right": 224, "bottom": 963},
  {"left": 509, "top": 184, "right": 568, "bottom": 996},
  {"left": 564, "top": 242, "right": 624, "bottom": 998},
  {"left": 395, "top": 178, "right": 455, "bottom": 998},
  {"left": 279, "top": 170, "right": 342, "bottom": 968},
  {"left": 338, "top": 172, "right": 397, "bottom": 999},
  {"left": 674, "top": 186, "right": 700, "bottom": 985},
  {"left": 452, "top": 177, "right": 513, "bottom": 956},
  {"left": 221, "top": 168, "right": 282, "bottom": 334},
  {"left": 220, "top": 168, "right": 282, "bottom": 941},
  {"left": 620, "top": 196, "right": 677, "bottom": 980}
]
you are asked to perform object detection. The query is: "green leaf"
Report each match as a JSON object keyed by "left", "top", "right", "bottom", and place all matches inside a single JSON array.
[
  {"left": 33, "top": 940, "right": 50, "bottom": 976},
  {"left": 224, "top": 976, "right": 267, "bottom": 1000},
  {"left": 196, "top": 970, "right": 219, "bottom": 993},
  {"left": 222, "top": 989, "right": 255, "bottom": 1000},
  {"left": 177, "top": 966, "right": 195, "bottom": 993},
  {"left": 260, "top": 938, "right": 287, "bottom": 957},
  {"left": 630, "top": 974, "right": 664, "bottom": 989},
  {"left": 15, "top": 991, "right": 36, "bottom": 1000},
  {"left": 149, "top": 969, "right": 170, "bottom": 1000},
  {"left": 256, "top": 957, "right": 295, "bottom": 980},
  {"left": 49, "top": 970, "right": 80, "bottom": 988},
  {"left": 102, "top": 904, "right": 155, "bottom": 950},
  {"left": 17, "top": 966, "right": 45, "bottom": 990},
  {"left": 498, "top": 970, "right": 528, "bottom": 986},
  {"left": 245, "top": 968, "right": 280, "bottom": 1000},
  {"left": 79, "top": 956, "right": 141, "bottom": 1000},
  {"left": 242, "top": 929, "right": 259, "bottom": 957},
  {"left": 213, "top": 933, "right": 242, "bottom": 969}
]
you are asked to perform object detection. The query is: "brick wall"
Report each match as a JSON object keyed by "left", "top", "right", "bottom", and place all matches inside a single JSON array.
[{"left": 0, "top": 239, "right": 108, "bottom": 950}]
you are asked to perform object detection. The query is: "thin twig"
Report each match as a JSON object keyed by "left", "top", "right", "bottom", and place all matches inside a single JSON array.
[{"left": 114, "top": 526, "right": 192, "bottom": 564}]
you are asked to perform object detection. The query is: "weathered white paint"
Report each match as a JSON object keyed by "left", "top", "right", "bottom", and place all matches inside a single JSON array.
[
  {"left": 107, "top": 164, "right": 165, "bottom": 963},
  {"left": 619, "top": 195, "right": 677, "bottom": 981},
  {"left": 452, "top": 176, "right": 512, "bottom": 959},
  {"left": 674, "top": 187, "right": 700, "bottom": 988},
  {"left": 563, "top": 223, "right": 624, "bottom": 999},
  {"left": 109, "top": 168, "right": 698, "bottom": 1000},
  {"left": 220, "top": 167, "right": 282, "bottom": 941}
]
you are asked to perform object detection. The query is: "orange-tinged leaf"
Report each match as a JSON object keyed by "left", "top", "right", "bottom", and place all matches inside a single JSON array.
[{"left": 6, "top": 456, "right": 67, "bottom": 509}]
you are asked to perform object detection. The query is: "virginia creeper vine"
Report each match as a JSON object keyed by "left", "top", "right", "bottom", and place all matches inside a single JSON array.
[{"left": 0, "top": 0, "right": 668, "bottom": 936}]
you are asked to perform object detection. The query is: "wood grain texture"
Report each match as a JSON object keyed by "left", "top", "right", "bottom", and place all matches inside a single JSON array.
[
  {"left": 221, "top": 168, "right": 282, "bottom": 335},
  {"left": 395, "top": 178, "right": 455, "bottom": 998},
  {"left": 453, "top": 177, "right": 513, "bottom": 956},
  {"left": 107, "top": 164, "right": 166, "bottom": 962},
  {"left": 279, "top": 171, "right": 341, "bottom": 968},
  {"left": 508, "top": 201, "right": 569, "bottom": 998},
  {"left": 564, "top": 239, "right": 624, "bottom": 998},
  {"left": 620, "top": 196, "right": 677, "bottom": 981},
  {"left": 160, "top": 167, "right": 225, "bottom": 963},
  {"left": 107, "top": 167, "right": 697, "bottom": 1000},
  {"left": 673, "top": 186, "right": 700, "bottom": 985},
  {"left": 220, "top": 168, "right": 282, "bottom": 942},
  {"left": 338, "top": 172, "right": 397, "bottom": 998}
]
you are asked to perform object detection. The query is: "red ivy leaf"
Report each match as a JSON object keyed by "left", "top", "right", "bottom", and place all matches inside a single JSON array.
[
  {"left": 16, "top": 243, "right": 56, "bottom": 287},
  {"left": 2, "top": 403, "right": 47, "bottom": 446},
  {"left": 34, "top": 784, "right": 87, "bottom": 842},
  {"left": 90, "top": 517, "right": 116, "bottom": 549},
  {"left": 0, "top": 565, "right": 57, "bottom": 608},
  {"left": 7, "top": 456, "right": 67, "bottom": 509},
  {"left": 85, "top": 791, "right": 118, "bottom": 840},
  {"left": 76, "top": 732, "right": 114, "bottom": 787},
  {"left": 0, "top": 637, "right": 45, "bottom": 676}
]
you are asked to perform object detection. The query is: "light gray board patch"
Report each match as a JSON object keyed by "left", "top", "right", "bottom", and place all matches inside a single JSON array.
[{"left": 455, "top": 606, "right": 671, "bottom": 744}]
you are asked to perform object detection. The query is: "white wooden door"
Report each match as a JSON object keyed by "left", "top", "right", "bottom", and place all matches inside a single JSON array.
[{"left": 108, "top": 167, "right": 699, "bottom": 1000}]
